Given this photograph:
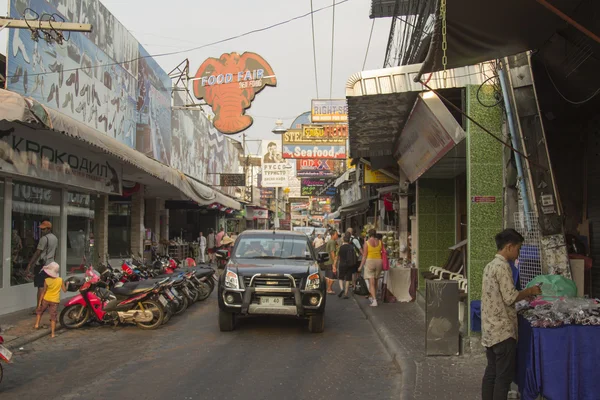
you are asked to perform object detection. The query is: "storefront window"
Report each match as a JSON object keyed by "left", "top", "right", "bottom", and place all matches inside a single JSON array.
[
  {"left": 108, "top": 202, "right": 131, "bottom": 257},
  {"left": 11, "top": 181, "right": 61, "bottom": 286},
  {"left": 67, "top": 192, "right": 96, "bottom": 275}
]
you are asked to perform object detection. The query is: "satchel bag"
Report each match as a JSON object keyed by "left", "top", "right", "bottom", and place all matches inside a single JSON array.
[{"left": 354, "top": 275, "right": 370, "bottom": 296}]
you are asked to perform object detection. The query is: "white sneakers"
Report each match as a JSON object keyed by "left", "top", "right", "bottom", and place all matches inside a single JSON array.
[{"left": 370, "top": 298, "right": 378, "bottom": 307}]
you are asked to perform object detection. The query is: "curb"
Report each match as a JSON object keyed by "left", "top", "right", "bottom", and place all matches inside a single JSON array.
[
  {"left": 5, "top": 326, "right": 63, "bottom": 351},
  {"left": 354, "top": 296, "right": 416, "bottom": 400}
]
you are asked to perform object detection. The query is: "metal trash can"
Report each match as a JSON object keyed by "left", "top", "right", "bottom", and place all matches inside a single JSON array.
[{"left": 425, "top": 279, "right": 459, "bottom": 356}]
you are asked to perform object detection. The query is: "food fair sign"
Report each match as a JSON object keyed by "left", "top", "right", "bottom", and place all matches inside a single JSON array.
[{"left": 193, "top": 52, "right": 276, "bottom": 135}]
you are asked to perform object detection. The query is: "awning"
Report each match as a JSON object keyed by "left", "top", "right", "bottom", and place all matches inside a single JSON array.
[
  {"left": 334, "top": 169, "right": 354, "bottom": 188},
  {"left": 339, "top": 199, "right": 370, "bottom": 215},
  {"left": 0, "top": 89, "right": 240, "bottom": 210},
  {"left": 418, "top": 0, "right": 583, "bottom": 77},
  {"left": 345, "top": 63, "right": 493, "bottom": 159}
]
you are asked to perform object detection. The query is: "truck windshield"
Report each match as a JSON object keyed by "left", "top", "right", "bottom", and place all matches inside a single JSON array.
[{"left": 234, "top": 236, "right": 313, "bottom": 260}]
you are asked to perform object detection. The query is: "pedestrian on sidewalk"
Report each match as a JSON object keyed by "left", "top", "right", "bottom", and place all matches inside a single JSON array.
[
  {"left": 324, "top": 230, "right": 339, "bottom": 294},
  {"left": 346, "top": 228, "right": 363, "bottom": 289},
  {"left": 313, "top": 234, "right": 324, "bottom": 250},
  {"left": 198, "top": 231, "right": 207, "bottom": 264},
  {"left": 207, "top": 229, "right": 216, "bottom": 264},
  {"left": 358, "top": 229, "right": 383, "bottom": 307},
  {"left": 34, "top": 262, "right": 67, "bottom": 338},
  {"left": 336, "top": 233, "right": 358, "bottom": 299},
  {"left": 481, "top": 229, "right": 542, "bottom": 400},
  {"left": 216, "top": 227, "right": 225, "bottom": 248},
  {"left": 26, "top": 221, "right": 58, "bottom": 310}
]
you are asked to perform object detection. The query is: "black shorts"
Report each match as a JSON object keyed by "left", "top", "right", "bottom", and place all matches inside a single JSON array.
[
  {"left": 338, "top": 264, "right": 357, "bottom": 281},
  {"left": 34, "top": 265, "right": 49, "bottom": 288},
  {"left": 324, "top": 267, "right": 336, "bottom": 279}
]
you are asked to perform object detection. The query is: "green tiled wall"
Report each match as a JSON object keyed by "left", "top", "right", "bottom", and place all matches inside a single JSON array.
[
  {"left": 417, "top": 179, "right": 455, "bottom": 290},
  {"left": 466, "top": 85, "right": 504, "bottom": 303}
]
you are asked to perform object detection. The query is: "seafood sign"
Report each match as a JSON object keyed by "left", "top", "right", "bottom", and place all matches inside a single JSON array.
[
  {"left": 282, "top": 145, "right": 346, "bottom": 160},
  {"left": 193, "top": 52, "right": 277, "bottom": 135}
]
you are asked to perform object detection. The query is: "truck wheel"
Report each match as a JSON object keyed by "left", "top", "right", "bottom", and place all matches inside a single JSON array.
[
  {"left": 308, "top": 313, "right": 325, "bottom": 333},
  {"left": 219, "top": 309, "right": 235, "bottom": 332}
]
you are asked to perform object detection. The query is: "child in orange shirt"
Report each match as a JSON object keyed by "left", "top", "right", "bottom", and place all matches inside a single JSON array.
[{"left": 34, "top": 262, "right": 67, "bottom": 338}]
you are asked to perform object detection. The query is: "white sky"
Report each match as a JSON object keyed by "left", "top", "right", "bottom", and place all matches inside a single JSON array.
[{"left": 1, "top": 0, "right": 390, "bottom": 155}]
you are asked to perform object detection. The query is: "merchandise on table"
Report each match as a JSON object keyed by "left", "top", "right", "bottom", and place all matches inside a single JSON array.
[{"left": 519, "top": 297, "right": 600, "bottom": 328}]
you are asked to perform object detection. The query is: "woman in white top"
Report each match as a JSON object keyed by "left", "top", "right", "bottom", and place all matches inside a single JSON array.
[{"left": 198, "top": 232, "right": 207, "bottom": 264}]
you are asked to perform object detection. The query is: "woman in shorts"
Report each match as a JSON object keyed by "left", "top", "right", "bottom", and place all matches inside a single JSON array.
[{"left": 358, "top": 229, "right": 383, "bottom": 307}]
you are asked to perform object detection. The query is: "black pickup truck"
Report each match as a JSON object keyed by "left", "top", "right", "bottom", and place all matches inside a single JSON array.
[{"left": 217, "top": 230, "right": 329, "bottom": 333}]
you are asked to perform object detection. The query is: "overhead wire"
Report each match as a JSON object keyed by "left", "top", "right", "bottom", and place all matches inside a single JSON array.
[
  {"left": 7, "top": 0, "right": 351, "bottom": 79},
  {"left": 543, "top": 62, "right": 600, "bottom": 105},
  {"left": 309, "top": 0, "right": 320, "bottom": 99},
  {"left": 329, "top": 0, "right": 336, "bottom": 99},
  {"left": 362, "top": 19, "right": 375, "bottom": 70}
]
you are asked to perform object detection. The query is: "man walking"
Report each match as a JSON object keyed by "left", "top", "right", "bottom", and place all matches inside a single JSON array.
[
  {"left": 26, "top": 221, "right": 58, "bottom": 309},
  {"left": 481, "top": 229, "right": 542, "bottom": 400},
  {"left": 313, "top": 234, "right": 324, "bottom": 250},
  {"left": 216, "top": 227, "right": 225, "bottom": 248},
  {"left": 324, "top": 230, "right": 339, "bottom": 294},
  {"left": 198, "top": 231, "right": 207, "bottom": 264},
  {"left": 207, "top": 229, "right": 216, "bottom": 264},
  {"left": 346, "top": 228, "right": 363, "bottom": 290}
]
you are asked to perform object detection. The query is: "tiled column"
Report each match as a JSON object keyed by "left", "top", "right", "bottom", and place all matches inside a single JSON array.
[
  {"left": 94, "top": 195, "right": 109, "bottom": 264},
  {"left": 130, "top": 185, "right": 145, "bottom": 257},
  {"left": 465, "top": 85, "right": 504, "bottom": 331},
  {"left": 145, "top": 198, "right": 164, "bottom": 242}
]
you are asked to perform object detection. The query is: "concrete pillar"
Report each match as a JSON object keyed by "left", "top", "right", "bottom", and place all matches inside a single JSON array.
[
  {"left": 145, "top": 198, "right": 163, "bottom": 242},
  {"left": 398, "top": 169, "right": 410, "bottom": 259},
  {"left": 94, "top": 195, "right": 109, "bottom": 264},
  {"left": 130, "top": 185, "right": 145, "bottom": 257}
]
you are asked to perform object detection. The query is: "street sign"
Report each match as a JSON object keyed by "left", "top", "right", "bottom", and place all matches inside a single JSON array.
[{"left": 220, "top": 173, "right": 245, "bottom": 187}]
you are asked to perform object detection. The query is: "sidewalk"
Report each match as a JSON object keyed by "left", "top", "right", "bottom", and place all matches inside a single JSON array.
[
  {"left": 354, "top": 295, "right": 486, "bottom": 400},
  {"left": 0, "top": 306, "right": 62, "bottom": 350}
]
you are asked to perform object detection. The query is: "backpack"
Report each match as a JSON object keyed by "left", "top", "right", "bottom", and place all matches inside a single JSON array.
[{"left": 341, "top": 244, "right": 358, "bottom": 267}]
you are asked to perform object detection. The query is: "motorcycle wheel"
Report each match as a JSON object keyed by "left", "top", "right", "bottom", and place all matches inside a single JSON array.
[
  {"left": 189, "top": 286, "right": 200, "bottom": 303},
  {"left": 174, "top": 294, "right": 189, "bottom": 316},
  {"left": 59, "top": 305, "right": 90, "bottom": 329},
  {"left": 197, "top": 282, "right": 211, "bottom": 301},
  {"left": 163, "top": 304, "right": 173, "bottom": 325},
  {"left": 0, "top": 362, "right": 3, "bottom": 384},
  {"left": 135, "top": 300, "right": 164, "bottom": 330}
]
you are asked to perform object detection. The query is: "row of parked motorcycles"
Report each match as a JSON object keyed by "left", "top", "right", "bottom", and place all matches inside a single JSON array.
[{"left": 60, "top": 254, "right": 217, "bottom": 331}]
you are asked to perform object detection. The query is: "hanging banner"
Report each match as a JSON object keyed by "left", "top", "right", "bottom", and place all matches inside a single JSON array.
[
  {"left": 0, "top": 130, "right": 122, "bottom": 195},
  {"left": 301, "top": 178, "right": 336, "bottom": 196},
  {"left": 193, "top": 52, "right": 277, "bottom": 135},
  {"left": 261, "top": 140, "right": 289, "bottom": 187},
  {"left": 364, "top": 165, "right": 398, "bottom": 184},
  {"left": 283, "top": 144, "right": 346, "bottom": 160},
  {"left": 296, "top": 159, "right": 344, "bottom": 177},
  {"left": 311, "top": 99, "right": 348, "bottom": 122},
  {"left": 220, "top": 173, "right": 245, "bottom": 187}
]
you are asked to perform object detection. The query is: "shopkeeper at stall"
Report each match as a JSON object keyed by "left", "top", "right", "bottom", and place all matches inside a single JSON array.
[{"left": 481, "top": 229, "right": 541, "bottom": 400}]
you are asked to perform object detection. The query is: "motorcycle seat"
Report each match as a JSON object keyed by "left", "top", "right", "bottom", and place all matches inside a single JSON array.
[
  {"left": 111, "top": 280, "right": 157, "bottom": 296},
  {"left": 194, "top": 269, "right": 214, "bottom": 278}
]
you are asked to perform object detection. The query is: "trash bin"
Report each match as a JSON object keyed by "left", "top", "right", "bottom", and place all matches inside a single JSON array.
[
  {"left": 470, "top": 300, "right": 481, "bottom": 332},
  {"left": 425, "top": 279, "right": 459, "bottom": 356}
]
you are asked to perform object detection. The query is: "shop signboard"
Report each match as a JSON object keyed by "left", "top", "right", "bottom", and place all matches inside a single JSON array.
[
  {"left": 288, "top": 197, "right": 310, "bottom": 204},
  {"left": 301, "top": 178, "right": 336, "bottom": 196},
  {"left": 311, "top": 99, "right": 348, "bottom": 123},
  {"left": 296, "top": 159, "right": 344, "bottom": 177},
  {"left": 0, "top": 130, "right": 122, "bottom": 195},
  {"left": 394, "top": 92, "right": 466, "bottom": 183},
  {"left": 279, "top": 219, "right": 291, "bottom": 230},
  {"left": 364, "top": 165, "right": 398, "bottom": 184},
  {"left": 261, "top": 140, "right": 289, "bottom": 187},
  {"left": 282, "top": 144, "right": 346, "bottom": 160},
  {"left": 282, "top": 125, "right": 347, "bottom": 146},
  {"left": 291, "top": 202, "right": 309, "bottom": 211},
  {"left": 6, "top": 0, "right": 171, "bottom": 160},
  {"left": 245, "top": 207, "right": 269, "bottom": 220},
  {"left": 293, "top": 227, "right": 314, "bottom": 236},
  {"left": 260, "top": 188, "right": 275, "bottom": 199},
  {"left": 220, "top": 173, "right": 245, "bottom": 187},
  {"left": 193, "top": 52, "right": 277, "bottom": 135}
]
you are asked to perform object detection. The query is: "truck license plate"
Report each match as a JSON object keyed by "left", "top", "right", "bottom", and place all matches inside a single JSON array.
[{"left": 260, "top": 297, "right": 284, "bottom": 306}]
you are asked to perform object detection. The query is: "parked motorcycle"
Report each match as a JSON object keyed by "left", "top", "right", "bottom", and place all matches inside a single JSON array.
[
  {"left": 60, "top": 267, "right": 168, "bottom": 330},
  {"left": 0, "top": 326, "right": 13, "bottom": 384}
]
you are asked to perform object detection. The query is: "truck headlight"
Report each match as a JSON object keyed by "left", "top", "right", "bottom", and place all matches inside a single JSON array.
[
  {"left": 305, "top": 272, "right": 320, "bottom": 290},
  {"left": 225, "top": 270, "right": 239, "bottom": 289}
]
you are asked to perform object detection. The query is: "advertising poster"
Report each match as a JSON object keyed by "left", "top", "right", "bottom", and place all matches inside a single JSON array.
[
  {"left": 296, "top": 159, "right": 345, "bottom": 177},
  {"left": 282, "top": 125, "right": 347, "bottom": 146},
  {"left": 136, "top": 46, "right": 172, "bottom": 164},
  {"left": 7, "top": 0, "right": 139, "bottom": 148},
  {"left": 301, "top": 178, "right": 336, "bottom": 196},
  {"left": 261, "top": 140, "right": 289, "bottom": 187},
  {"left": 311, "top": 99, "right": 348, "bottom": 123},
  {"left": 364, "top": 164, "right": 398, "bottom": 184}
]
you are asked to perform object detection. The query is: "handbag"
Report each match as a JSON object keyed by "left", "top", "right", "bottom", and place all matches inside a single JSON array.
[
  {"left": 354, "top": 275, "right": 370, "bottom": 296},
  {"left": 381, "top": 245, "right": 390, "bottom": 271}
]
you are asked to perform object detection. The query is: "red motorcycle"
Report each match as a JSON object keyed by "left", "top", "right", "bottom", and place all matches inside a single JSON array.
[{"left": 0, "top": 327, "right": 13, "bottom": 384}]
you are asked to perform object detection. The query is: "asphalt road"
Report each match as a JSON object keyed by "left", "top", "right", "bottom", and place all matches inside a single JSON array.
[{"left": 0, "top": 292, "right": 401, "bottom": 400}]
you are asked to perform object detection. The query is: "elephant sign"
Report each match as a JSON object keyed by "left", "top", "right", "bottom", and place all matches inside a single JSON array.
[{"left": 193, "top": 52, "right": 277, "bottom": 135}]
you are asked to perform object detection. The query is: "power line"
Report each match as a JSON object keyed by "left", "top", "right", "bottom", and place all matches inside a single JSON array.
[
  {"left": 309, "top": 0, "right": 320, "bottom": 99},
  {"left": 7, "top": 0, "right": 351, "bottom": 79},
  {"left": 362, "top": 19, "right": 375, "bottom": 70},
  {"left": 329, "top": 0, "right": 336, "bottom": 99}
]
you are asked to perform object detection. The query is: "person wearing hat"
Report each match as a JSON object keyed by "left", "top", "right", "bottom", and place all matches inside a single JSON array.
[
  {"left": 26, "top": 220, "right": 59, "bottom": 308},
  {"left": 34, "top": 262, "right": 67, "bottom": 338},
  {"left": 220, "top": 236, "right": 235, "bottom": 256}
]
